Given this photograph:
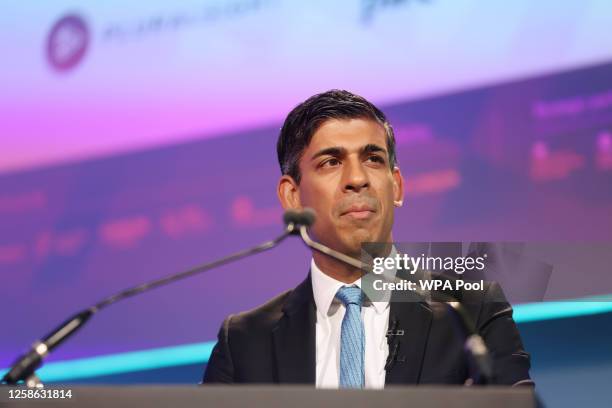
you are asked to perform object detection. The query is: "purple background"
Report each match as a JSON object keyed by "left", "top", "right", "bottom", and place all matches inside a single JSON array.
[{"left": 1, "top": 61, "right": 612, "bottom": 367}]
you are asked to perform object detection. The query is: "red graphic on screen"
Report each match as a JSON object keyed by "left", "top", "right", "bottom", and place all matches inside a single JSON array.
[
  {"left": 530, "top": 142, "right": 585, "bottom": 182},
  {"left": 34, "top": 229, "right": 89, "bottom": 258},
  {"left": 0, "top": 244, "right": 27, "bottom": 264},
  {"left": 160, "top": 204, "right": 212, "bottom": 238},
  {"left": 596, "top": 131, "right": 612, "bottom": 171},
  {"left": 394, "top": 123, "right": 434, "bottom": 145},
  {"left": 405, "top": 169, "right": 461, "bottom": 196},
  {"left": 231, "top": 196, "right": 282, "bottom": 228},
  {"left": 99, "top": 216, "right": 152, "bottom": 249},
  {"left": 0, "top": 191, "right": 47, "bottom": 213},
  {"left": 46, "top": 14, "right": 89, "bottom": 72}
]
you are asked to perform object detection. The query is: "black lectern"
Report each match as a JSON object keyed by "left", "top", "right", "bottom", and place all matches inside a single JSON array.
[{"left": 1, "top": 385, "right": 537, "bottom": 408}]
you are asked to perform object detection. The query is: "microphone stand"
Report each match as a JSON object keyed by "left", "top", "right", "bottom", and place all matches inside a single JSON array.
[{"left": 2, "top": 223, "right": 300, "bottom": 386}]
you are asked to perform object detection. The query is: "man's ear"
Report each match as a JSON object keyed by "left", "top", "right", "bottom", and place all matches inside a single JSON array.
[
  {"left": 277, "top": 175, "right": 302, "bottom": 210},
  {"left": 392, "top": 166, "right": 405, "bottom": 207}
]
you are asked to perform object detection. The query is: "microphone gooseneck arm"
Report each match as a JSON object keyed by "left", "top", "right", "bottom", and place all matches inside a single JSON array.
[
  {"left": 298, "top": 225, "right": 363, "bottom": 270},
  {"left": 93, "top": 227, "right": 296, "bottom": 311},
  {"left": 2, "top": 223, "right": 298, "bottom": 386}
]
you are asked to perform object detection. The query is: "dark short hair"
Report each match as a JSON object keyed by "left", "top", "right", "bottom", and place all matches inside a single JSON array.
[{"left": 276, "top": 89, "right": 398, "bottom": 183}]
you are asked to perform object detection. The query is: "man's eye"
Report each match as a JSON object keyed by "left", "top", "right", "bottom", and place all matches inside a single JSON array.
[
  {"left": 367, "top": 155, "right": 385, "bottom": 164},
  {"left": 322, "top": 158, "right": 341, "bottom": 167}
]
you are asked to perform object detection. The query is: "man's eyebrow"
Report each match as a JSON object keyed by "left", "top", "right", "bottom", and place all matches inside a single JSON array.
[
  {"left": 310, "top": 147, "right": 346, "bottom": 161},
  {"left": 362, "top": 144, "right": 388, "bottom": 155}
]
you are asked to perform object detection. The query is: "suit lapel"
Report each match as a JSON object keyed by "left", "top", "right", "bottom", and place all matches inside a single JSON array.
[
  {"left": 272, "top": 274, "right": 316, "bottom": 384},
  {"left": 384, "top": 291, "right": 433, "bottom": 385}
]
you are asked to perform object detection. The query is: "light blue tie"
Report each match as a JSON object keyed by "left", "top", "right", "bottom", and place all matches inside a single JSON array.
[{"left": 336, "top": 286, "right": 365, "bottom": 389}]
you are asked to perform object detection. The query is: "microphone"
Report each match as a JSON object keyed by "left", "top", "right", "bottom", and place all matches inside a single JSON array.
[
  {"left": 283, "top": 208, "right": 364, "bottom": 270},
  {"left": 288, "top": 208, "right": 493, "bottom": 384},
  {"left": 283, "top": 208, "right": 316, "bottom": 233},
  {"left": 2, "top": 214, "right": 299, "bottom": 386}
]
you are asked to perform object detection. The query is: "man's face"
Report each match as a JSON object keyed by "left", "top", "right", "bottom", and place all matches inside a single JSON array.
[{"left": 279, "top": 118, "right": 404, "bottom": 258}]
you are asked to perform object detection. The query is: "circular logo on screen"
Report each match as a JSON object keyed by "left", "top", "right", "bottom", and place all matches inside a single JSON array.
[{"left": 46, "top": 14, "right": 90, "bottom": 72}]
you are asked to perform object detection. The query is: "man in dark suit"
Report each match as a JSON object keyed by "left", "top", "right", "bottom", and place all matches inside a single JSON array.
[{"left": 203, "top": 90, "right": 533, "bottom": 387}]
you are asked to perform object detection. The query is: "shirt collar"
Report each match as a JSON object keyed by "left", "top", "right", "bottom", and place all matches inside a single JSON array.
[{"left": 310, "top": 248, "right": 397, "bottom": 316}]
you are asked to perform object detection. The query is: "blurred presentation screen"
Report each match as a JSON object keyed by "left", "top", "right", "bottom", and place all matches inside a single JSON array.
[{"left": 1, "top": 0, "right": 611, "bottom": 368}]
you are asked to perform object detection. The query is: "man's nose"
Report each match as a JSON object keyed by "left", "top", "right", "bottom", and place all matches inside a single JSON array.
[{"left": 342, "top": 159, "right": 369, "bottom": 193}]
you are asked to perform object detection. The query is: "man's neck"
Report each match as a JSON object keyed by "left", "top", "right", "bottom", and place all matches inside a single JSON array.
[{"left": 312, "top": 251, "right": 362, "bottom": 283}]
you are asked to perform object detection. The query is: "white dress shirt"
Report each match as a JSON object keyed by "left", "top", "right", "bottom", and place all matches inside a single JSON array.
[{"left": 311, "top": 258, "right": 393, "bottom": 389}]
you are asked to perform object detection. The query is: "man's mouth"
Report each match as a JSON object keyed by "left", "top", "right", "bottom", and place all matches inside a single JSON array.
[{"left": 340, "top": 204, "right": 376, "bottom": 220}]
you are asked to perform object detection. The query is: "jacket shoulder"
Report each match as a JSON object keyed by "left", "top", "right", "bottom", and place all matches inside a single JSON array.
[{"left": 228, "top": 289, "right": 292, "bottom": 333}]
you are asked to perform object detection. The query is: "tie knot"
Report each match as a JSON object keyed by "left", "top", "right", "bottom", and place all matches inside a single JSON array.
[{"left": 335, "top": 286, "right": 364, "bottom": 307}]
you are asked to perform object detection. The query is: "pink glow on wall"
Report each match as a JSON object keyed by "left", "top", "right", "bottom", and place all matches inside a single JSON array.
[
  {"left": 159, "top": 204, "right": 212, "bottom": 239},
  {"left": 34, "top": 229, "right": 89, "bottom": 258},
  {"left": 0, "top": 192, "right": 47, "bottom": 213},
  {"left": 0, "top": 244, "right": 27, "bottom": 265},
  {"left": 596, "top": 131, "right": 612, "bottom": 170},
  {"left": 405, "top": 169, "right": 461, "bottom": 196},
  {"left": 530, "top": 145, "right": 585, "bottom": 181},
  {"left": 230, "top": 196, "right": 282, "bottom": 228},
  {"left": 394, "top": 123, "right": 434, "bottom": 145},
  {"left": 99, "top": 216, "right": 152, "bottom": 249}
]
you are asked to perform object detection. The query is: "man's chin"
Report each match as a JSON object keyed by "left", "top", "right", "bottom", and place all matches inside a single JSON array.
[{"left": 339, "top": 230, "right": 378, "bottom": 257}]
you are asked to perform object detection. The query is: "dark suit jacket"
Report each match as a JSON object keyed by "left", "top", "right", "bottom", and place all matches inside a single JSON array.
[{"left": 202, "top": 272, "right": 533, "bottom": 386}]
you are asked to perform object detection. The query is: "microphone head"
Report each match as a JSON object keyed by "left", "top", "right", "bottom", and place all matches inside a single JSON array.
[{"left": 283, "top": 208, "right": 316, "bottom": 228}]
